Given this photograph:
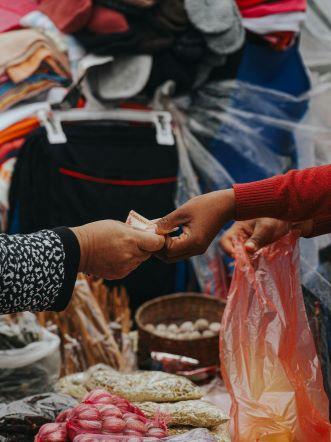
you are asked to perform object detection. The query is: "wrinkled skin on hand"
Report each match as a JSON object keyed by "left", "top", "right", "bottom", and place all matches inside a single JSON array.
[{"left": 71, "top": 220, "right": 165, "bottom": 280}]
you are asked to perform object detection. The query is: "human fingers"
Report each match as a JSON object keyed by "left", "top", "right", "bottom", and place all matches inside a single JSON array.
[
  {"left": 245, "top": 218, "right": 289, "bottom": 253},
  {"left": 158, "top": 224, "right": 210, "bottom": 262},
  {"left": 219, "top": 234, "right": 236, "bottom": 257},
  {"left": 135, "top": 230, "right": 165, "bottom": 252},
  {"left": 156, "top": 208, "right": 189, "bottom": 235},
  {"left": 219, "top": 221, "right": 255, "bottom": 256}
]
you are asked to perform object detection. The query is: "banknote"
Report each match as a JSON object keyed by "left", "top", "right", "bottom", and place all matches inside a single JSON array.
[
  {"left": 126, "top": 210, "right": 157, "bottom": 232},
  {"left": 126, "top": 210, "right": 178, "bottom": 235}
]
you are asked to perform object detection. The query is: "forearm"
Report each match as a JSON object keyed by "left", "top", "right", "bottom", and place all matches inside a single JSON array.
[
  {"left": 233, "top": 165, "right": 331, "bottom": 223},
  {"left": 0, "top": 228, "right": 80, "bottom": 314}
]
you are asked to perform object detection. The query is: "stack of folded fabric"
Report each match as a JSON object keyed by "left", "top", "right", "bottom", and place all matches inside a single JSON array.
[
  {"left": 236, "top": 0, "right": 307, "bottom": 49},
  {"left": 36, "top": 0, "right": 245, "bottom": 95},
  {"left": 0, "top": 29, "right": 71, "bottom": 111}
]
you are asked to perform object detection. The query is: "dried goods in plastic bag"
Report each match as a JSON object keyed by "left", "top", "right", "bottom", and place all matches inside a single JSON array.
[
  {"left": 73, "top": 436, "right": 160, "bottom": 442},
  {"left": 136, "top": 400, "right": 228, "bottom": 428},
  {"left": 210, "top": 423, "right": 231, "bottom": 442},
  {"left": 85, "top": 370, "right": 202, "bottom": 403},
  {"left": 166, "top": 425, "right": 230, "bottom": 442},
  {"left": 73, "top": 428, "right": 216, "bottom": 441},
  {"left": 55, "top": 365, "right": 116, "bottom": 401},
  {"left": 220, "top": 233, "right": 331, "bottom": 442},
  {"left": 55, "top": 372, "right": 90, "bottom": 400}
]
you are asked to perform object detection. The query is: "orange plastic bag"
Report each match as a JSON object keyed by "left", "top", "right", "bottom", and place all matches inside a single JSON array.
[{"left": 220, "top": 233, "right": 331, "bottom": 442}]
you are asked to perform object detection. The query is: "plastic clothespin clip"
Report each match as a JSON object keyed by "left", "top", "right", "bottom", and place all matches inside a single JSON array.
[
  {"left": 153, "top": 112, "right": 175, "bottom": 146},
  {"left": 37, "top": 109, "right": 67, "bottom": 144}
]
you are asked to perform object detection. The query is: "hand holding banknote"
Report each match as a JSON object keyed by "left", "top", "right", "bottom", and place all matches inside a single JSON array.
[
  {"left": 72, "top": 219, "right": 165, "bottom": 279},
  {"left": 155, "top": 190, "right": 236, "bottom": 262}
]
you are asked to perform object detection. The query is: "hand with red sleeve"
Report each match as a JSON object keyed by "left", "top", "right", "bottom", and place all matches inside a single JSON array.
[{"left": 157, "top": 165, "right": 331, "bottom": 261}]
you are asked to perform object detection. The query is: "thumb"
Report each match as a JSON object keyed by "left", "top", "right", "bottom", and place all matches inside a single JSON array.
[
  {"left": 156, "top": 209, "right": 187, "bottom": 235},
  {"left": 136, "top": 230, "right": 165, "bottom": 252},
  {"left": 244, "top": 220, "right": 273, "bottom": 253}
]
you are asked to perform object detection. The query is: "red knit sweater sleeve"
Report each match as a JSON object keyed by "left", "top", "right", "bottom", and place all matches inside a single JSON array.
[{"left": 233, "top": 165, "right": 331, "bottom": 236}]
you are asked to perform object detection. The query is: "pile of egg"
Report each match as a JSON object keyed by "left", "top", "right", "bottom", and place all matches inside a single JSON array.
[{"left": 144, "top": 319, "right": 221, "bottom": 340}]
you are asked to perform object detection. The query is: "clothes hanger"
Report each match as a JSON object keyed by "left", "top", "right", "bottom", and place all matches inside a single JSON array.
[{"left": 37, "top": 107, "right": 175, "bottom": 146}]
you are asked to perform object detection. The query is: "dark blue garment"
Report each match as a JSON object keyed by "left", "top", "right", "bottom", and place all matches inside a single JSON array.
[{"left": 209, "top": 39, "right": 310, "bottom": 183}]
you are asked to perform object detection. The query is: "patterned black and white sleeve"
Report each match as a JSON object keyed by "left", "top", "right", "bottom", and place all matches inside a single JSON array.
[{"left": 0, "top": 227, "right": 80, "bottom": 314}]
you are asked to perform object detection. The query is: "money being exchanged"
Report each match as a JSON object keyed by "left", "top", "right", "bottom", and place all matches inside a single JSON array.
[{"left": 126, "top": 210, "right": 178, "bottom": 235}]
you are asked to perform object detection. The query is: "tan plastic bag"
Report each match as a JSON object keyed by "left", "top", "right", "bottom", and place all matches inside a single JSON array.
[
  {"left": 137, "top": 400, "right": 228, "bottom": 428},
  {"left": 85, "top": 370, "right": 202, "bottom": 403}
]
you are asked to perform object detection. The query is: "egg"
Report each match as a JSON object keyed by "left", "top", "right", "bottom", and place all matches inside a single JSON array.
[
  {"left": 209, "top": 322, "right": 221, "bottom": 333},
  {"left": 189, "top": 331, "right": 201, "bottom": 340},
  {"left": 167, "top": 323, "right": 179, "bottom": 333},
  {"left": 145, "top": 323, "right": 155, "bottom": 333},
  {"left": 156, "top": 323, "right": 167, "bottom": 332},
  {"left": 194, "top": 318, "right": 209, "bottom": 331},
  {"left": 202, "top": 330, "right": 215, "bottom": 338},
  {"left": 180, "top": 321, "right": 194, "bottom": 332},
  {"left": 165, "top": 332, "right": 177, "bottom": 340}
]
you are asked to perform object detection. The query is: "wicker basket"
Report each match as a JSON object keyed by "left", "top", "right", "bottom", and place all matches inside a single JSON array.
[{"left": 135, "top": 293, "right": 226, "bottom": 368}]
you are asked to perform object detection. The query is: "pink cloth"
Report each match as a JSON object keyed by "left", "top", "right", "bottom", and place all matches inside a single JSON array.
[{"left": 0, "top": 0, "right": 37, "bottom": 32}]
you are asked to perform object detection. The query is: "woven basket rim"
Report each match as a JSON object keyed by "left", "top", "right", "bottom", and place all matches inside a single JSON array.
[{"left": 135, "top": 292, "right": 225, "bottom": 341}]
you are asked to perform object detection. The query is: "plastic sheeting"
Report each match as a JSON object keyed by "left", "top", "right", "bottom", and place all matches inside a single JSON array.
[
  {"left": 167, "top": 77, "right": 331, "bottom": 399},
  {"left": 0, "top": 313, "right": 61, "bottom": 402},
  {"left": 220, "top": 234, "right": 331, "bottom": 442},
  {"left": 300, "top": 0, "right": 331, "bottom": 72},
  {"left": 172, "top": 117, "right": 231, "bottom": 297},
  {"left": 177, "top": 78, "right": 331, "bottom": 280}
]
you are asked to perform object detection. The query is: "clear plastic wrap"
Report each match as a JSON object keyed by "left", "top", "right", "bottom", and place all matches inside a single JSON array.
[
  {"left": 0, "top": 393, "right": 77, "bottom": 441},
  {"left": 220, "top": 233, "right": 331, "bottom": 442},
  {"left": 166, "top": 77, "right": 331, "bottom": 397},
  {"left": 136, "top": 400, "right": 227, "bottom": 428},
  {"left": 177, "top": 79, "right": 331, "bottom": 270},
  {"left": 85, "top": 370, "right": 203, "bottom": 403},
  {"left": 0, "top": 313, "right": 60, "bottom": 401},
  {"left": 171, "top": 118, "right": 230, "bottom": 298},
  {"left": 300, "top": 0, "right": 331, "bottom": 71},
  {"left": 165, "top": 77, "right": 331, "bottom": 298}
]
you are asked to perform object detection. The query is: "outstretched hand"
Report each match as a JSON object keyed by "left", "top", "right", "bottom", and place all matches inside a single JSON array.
[{"left": 156, "top": 189, "right": 235, "bottom": 262}]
